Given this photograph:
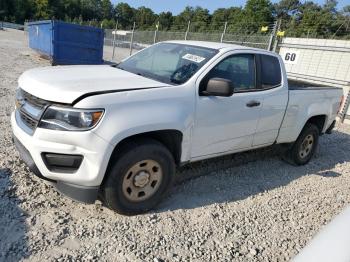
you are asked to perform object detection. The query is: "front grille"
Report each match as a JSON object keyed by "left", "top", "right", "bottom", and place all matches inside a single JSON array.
[{"left": 15, "top": 88, "right": 51, "bottom": 134}]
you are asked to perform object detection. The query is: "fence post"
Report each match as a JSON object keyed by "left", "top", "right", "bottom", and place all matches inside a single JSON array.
[
  {"left": 267, "top": 20, "right": 278, "bottom": 51},
  {"left": 185, "top": 21, "right": 191, "bottom": 40},
  {"left": 340, "top": 89, "right": 350, "bottom": 123},
  {"left": 129, "top": 22, "right": 136, "bottom": 56},
  {"left": 220, "top": 21, "right": 228, "bottom": 43},
  {"left": 112, "top": 21, "right": 118, "bottom": 61},
  {"left": 272, "top": 19, "right": 281, "bottom": 52},
  {"left": 153, "top": 21, "right": 159, "bottom": 44}
]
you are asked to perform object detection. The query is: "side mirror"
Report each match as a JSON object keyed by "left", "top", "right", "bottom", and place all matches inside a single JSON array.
[{"left": 201, "top": 78, "right": 234, "bottom": 97}]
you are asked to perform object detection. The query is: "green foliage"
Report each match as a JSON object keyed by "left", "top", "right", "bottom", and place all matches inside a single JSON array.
[
  {"left": 158, "top": 11, "right": 173, "bottom": 31},
  {"left": 115, "top": 2, "right": 134, "bottom": 29},
  {"left": 101, "top": 0, "right": 113, "bottom": 19},
  {"left": 101, "top": 18, "right": 115, "bottom": 29},
  {"left": 135, "top": 6, "right": 157, "bottom": 30},
  {"left": 34, "top": 0, "right": 50, "bottom": 19},
  {"left": 0, "top": 0, "right": 349, "bottom": 38},
  {"left": 171, "top": 6, "right": 195, "bottom": 31},
  {"left": 191, "top": 7, "right": 211, "bottom": 32},
  {"left": 244, "top": 0, "right": 273, "bottom": 25}
]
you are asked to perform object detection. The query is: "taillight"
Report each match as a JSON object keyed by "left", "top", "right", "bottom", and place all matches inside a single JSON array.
[{"left": 337, "top": 95, "right": 344, "bottom": 114}]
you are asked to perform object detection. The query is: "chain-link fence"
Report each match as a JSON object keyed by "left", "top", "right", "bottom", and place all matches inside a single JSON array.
[
  {"left": 1, "top": 21, "right": 275, "bottom": 62},
  {"left": 279, "top": 19, "right": 350, "bottom": 40},
  {"left": 0, "top": 21, "right": 25, "bottom": 30},
  {"left": 104, "top": 23, "right": 276, "bottom": 62}
]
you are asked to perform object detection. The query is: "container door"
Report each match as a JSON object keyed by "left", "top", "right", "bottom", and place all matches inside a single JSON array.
[
  {"left": 53, "top": 21, "right": 104, "bottom": 65},
  {"left": 28, "top": 21, "right": 53, "bottom": 57}
]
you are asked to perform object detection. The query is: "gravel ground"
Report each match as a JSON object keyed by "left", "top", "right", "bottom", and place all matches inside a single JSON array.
[
  {"left": 103, "top": 45, "right": 139, "bottom": 63},
  {"left": 1, "top": 29, "right": 350, "bottom": 262}
]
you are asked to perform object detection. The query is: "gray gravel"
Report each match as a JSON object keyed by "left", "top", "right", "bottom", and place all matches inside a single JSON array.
[{"left": 1, "top": 29, "right": 350, "bottom": 262}]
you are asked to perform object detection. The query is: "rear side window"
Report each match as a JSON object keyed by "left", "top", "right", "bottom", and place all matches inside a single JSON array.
[{"left": 260, "top": 55, "right": 281, "bottom": 88}]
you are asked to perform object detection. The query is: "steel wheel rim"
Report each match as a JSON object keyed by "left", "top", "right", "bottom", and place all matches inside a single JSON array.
[
  {"left": 122, "top": 159, "right": 163, "bottom": 202},
  {"left": 299, "top": 134, "right": 314, "bottom": 159}
]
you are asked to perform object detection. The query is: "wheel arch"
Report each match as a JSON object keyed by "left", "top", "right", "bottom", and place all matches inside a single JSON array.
[
  {"left": 107, "top": 129, "right": 183, "bottom": 167},
  {"left": 303, "top": 115, "right": 327, "bottom": 134}
]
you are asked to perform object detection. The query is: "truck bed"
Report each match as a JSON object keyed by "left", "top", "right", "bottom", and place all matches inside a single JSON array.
[{"left": 288, "top": 79, "right": 342, "bottom": 90}]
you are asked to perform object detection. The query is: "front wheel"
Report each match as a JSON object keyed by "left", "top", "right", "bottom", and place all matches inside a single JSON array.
[
  {"left": 101, "top": 138, "right": 175, "bottom": 215},
  {"left": 283, "top": 123, "right": 319, "bottom": 165}
]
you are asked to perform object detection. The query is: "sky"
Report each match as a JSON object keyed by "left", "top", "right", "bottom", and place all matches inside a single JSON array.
[{"left": 111, "top": 0, "right": 348, "bottom": 15}]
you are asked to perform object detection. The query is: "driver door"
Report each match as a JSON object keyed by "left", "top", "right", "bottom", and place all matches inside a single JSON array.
[{"left": 191, "top": 53, "right": 262, "bottom": 158}]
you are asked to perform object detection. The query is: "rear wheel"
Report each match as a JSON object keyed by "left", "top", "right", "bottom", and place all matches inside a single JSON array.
[
  {"left": 283, "top": 123, "right": 319, "bottom": 165},
  {"left": 101, "top": 138, "right": 175, "bottom": 215}
]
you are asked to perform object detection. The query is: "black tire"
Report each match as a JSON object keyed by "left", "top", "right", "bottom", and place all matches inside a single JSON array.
[
  {"left": 101, "top": 138, "right": 175, "bottom": 215},
  {"left": 283, "top": 123, "right": 319, "bottom": 166}
]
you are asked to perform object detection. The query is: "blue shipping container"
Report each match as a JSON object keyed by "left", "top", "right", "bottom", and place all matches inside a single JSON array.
[{"left": 27, "top": 20, "right": 104, "bottom": 65}]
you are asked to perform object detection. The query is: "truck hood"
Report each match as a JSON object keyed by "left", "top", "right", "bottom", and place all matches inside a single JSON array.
[{"left": 18, "top": 65, "right": 170, "bottom": 104}]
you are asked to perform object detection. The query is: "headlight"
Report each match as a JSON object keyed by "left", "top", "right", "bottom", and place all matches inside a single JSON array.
[{"left": 38, "top": 106, "right": 104, "bottom": 131}]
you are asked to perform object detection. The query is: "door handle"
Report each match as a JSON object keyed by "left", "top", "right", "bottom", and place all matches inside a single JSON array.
[{"left": 246, "top": 100, "right": 261, "bottom": 107}]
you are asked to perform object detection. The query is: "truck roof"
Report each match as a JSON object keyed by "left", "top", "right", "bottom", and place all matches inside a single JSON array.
[{"left": 164, "top": 40, "right": 262, "bottom": 51}]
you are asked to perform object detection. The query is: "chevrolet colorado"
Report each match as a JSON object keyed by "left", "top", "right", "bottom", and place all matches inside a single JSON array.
[{"left": 12, "top": 41, "right": 343, "bottom": 215}]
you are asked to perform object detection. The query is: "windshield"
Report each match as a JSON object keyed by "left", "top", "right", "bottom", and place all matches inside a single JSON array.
[{"left": 117, "top": 43, "right": 218, "bottom": 85}]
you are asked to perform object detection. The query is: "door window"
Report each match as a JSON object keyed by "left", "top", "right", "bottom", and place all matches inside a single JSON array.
[{"left": 204, "top": 54, "right": 256, "bottom": 91}]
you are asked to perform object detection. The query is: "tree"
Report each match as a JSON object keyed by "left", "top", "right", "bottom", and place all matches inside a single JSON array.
[
  {"left": 135, "top": 6, "right": 156, "bottom": 29},
  {"left": 101, "top": 18, "right": 115, "bottom": 28},
  {"left": 0, "top": 0, "right": 14, "bottom": 22},
  {"left": 8, "top": 0, "right": 35, "bottom": 23},
  {"left": 324, "top": 0, "right": 337, "bottom": 14},
  {"left": 212, "top": 7, "right": 244, "bottom": 33},
  {"left": 1, "top": 0, "right": 349, "bottom": 39},
  {"left": 344, "top": 5, "right": 350, "bottom": 16},
  {"left": 191, "top": 7, "right": 210, "bottom": 32},
  {"left": 62, "top": 0, "right": 82, "bottom": 21},
  {"left": 101, "top": 0, "right": 113, "bottom": 20},
  {"left": 172, "top": 6, "right": 194, "bottom": 31},
  {"left": 50, "top": 0, "right": 65, "bottom": 19},
  {"left": 158, "top": 11, "right": 173, "bottom": 30},
  {"left": 80, "top": 0, "right": 102, "bottom": 20},
  {"left": 114, "top": 2, "right": 135, "bottom": 29},
  {"left": 274, "top": 0, "right": 301, "bottom": 18},
  {"left": 34, "top": 0, "right": 50, "bottom": 19},
  {"left": 287, "top": 1, "right": 343, "bottom": 38},
  {"left": 244, "top": 0, "right": 274, "bottom": 29}
]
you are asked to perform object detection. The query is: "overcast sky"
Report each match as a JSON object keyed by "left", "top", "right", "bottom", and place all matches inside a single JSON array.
[{"left": 111, "top": 0, "right": 348, "bottom": 15}]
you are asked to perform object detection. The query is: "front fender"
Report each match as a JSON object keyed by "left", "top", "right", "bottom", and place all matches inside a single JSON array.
[{"left": 75, "top": 86, "right": 195, "bottom": 162}]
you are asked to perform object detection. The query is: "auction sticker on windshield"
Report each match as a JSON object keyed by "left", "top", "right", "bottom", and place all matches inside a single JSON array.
[{"left": 182, "top": 54, "right": 206, "bottom": 63}]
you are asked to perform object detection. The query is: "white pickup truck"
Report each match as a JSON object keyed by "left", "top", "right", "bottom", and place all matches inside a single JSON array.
[{"left": 12, "top": 41, "right": 343, "bottom": 215}]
